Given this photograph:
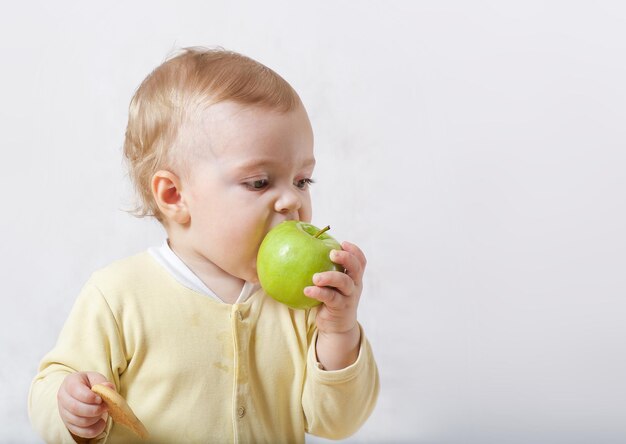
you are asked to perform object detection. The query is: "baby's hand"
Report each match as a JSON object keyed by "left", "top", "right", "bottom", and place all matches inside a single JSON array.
[
  {"left": 57, "top": 371, "right": 114, "bottom": 439},
  {"left": 305, "top": 241, "right": 367, "bottom": 334}
]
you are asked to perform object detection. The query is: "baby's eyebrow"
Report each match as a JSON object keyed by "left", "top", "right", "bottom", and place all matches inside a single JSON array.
[
  {"left": 232, "top": 157, "right": 316, "bottom": 172},
  {"left": 230, "top": 159, "right": 273, "bottom": 173}
]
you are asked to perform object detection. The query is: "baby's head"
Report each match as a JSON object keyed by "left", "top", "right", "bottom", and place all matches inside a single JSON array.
[
  {"left": 124, "top": 47, "right": 304, "bottom": 224},
  {"left": 123, "top": 47, "right": 315, "bottom": 282}
]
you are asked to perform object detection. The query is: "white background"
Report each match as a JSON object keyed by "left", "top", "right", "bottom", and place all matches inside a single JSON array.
[{"left": 1, "top": 1, "right": 625, "bottom": 443}]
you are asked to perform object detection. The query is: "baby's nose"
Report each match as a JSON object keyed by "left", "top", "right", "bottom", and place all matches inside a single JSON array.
[{"left": 274, "top": 188, "right": 302, "bottom": 214}]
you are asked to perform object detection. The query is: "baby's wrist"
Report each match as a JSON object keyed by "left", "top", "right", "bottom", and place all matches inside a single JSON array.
[
  {"left": 318, "top": 323, "right": 359, "bottom": 339},
  {"left": 315, "top": 324, "right": 361, "bottom": 370}
]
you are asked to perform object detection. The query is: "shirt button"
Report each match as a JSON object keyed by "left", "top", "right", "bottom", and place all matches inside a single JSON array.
[
  {"left": 235, "top": 310, "right": 243, "bottom": 321},
  {"left": 237, "top": 406, "right": 246, "bottom": 418}
]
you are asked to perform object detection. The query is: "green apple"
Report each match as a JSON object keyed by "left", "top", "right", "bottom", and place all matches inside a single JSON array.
[{"left": 256, "top": 221, "right": 344, "bottom": 309}]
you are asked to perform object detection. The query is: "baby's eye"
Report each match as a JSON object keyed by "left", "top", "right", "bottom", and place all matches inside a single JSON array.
[
  {"left": 246, "top": 179, "right": 269, "bottom": 190},
  {"left": 296, "top": 178, "right": 315, "bottom": 189}
]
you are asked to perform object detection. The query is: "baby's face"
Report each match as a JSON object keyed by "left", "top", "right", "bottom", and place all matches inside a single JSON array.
[{"left": 181, "top": 101, "right": 315, "bottom": 283}]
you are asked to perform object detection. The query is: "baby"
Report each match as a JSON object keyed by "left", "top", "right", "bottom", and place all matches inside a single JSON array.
[{"left": 29, "top": 47, "right": 379, "bottom": 443}]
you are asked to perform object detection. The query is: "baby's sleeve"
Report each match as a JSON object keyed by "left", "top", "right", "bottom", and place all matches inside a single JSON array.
[
  {"left": 28, "top": 277, "right": 127, "bottom": 444},
  {"left": 302, "top": 322, "right": 380, "bottom": 439}
]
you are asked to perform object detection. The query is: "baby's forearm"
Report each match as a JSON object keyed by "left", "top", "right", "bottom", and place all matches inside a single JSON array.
[{"left": 315, "top": 325, "right": 361, "bottom": 370}]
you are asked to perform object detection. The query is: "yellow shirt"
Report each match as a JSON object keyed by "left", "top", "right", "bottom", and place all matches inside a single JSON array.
[{"left": 28, "top": 252, "right": 379, "bottom": 443}]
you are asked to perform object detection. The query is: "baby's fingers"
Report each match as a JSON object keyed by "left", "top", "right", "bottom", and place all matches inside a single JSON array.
[
  {"left": 330, "top": 248, "right": 363, "bottom": 286},
  {"left": 313, "top": 271, "right": 355, "bottom": 296},
  {"left": 58, "top": 388, "right": 107, "bottom": 418},
  {"left": 60, "top": 406, "right": 105, "bottom": 429},
  {"left": 305, "top": 271, "right": 355, "bottom": 307},
  {"left": 341, "top": 241, "right": 367, "bottom": 271},
  {"left": 64, "top": 417, "right": 108, "bottom": 440},
  {"left": 304, "top": 285, "right": 343, "bottom": 308},
  {"left": 59, "top": 372, "right": 111, "bottom": 417},
  {"left": 69, "top": 378, "right": 103, "bottom": 406}
]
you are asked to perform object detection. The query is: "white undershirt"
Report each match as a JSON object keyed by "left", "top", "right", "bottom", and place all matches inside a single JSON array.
[{"left": 148, "top": 239, "right": 258, "bottom": 304}]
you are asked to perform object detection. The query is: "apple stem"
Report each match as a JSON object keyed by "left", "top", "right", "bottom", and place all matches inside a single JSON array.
[{"left": 314, "top": 225, "right": 331, "bottom": 238}]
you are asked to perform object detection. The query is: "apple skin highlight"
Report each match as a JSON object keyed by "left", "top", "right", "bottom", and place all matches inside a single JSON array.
[{"left": 256, "top": 221, "right": 344, "bottom": 309}]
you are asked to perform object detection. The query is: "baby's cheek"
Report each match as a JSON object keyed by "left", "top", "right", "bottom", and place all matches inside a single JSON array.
[{"left": 299, "top": 208, "right": 313, "bottom": 224}]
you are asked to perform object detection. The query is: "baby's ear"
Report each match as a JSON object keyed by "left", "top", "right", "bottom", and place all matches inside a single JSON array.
[{"left": 151, "top": 170, "right": 190, "bottom": 225}]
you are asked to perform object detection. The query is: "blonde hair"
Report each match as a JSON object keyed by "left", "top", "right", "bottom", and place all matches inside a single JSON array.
[{"left": 123, "top": 46, "right": 302, "bottom": 223}]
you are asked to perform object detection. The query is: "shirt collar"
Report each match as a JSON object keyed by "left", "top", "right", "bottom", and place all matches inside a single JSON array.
[{"left": 148, "top": 239, "right": 258, "bottom": 303}]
